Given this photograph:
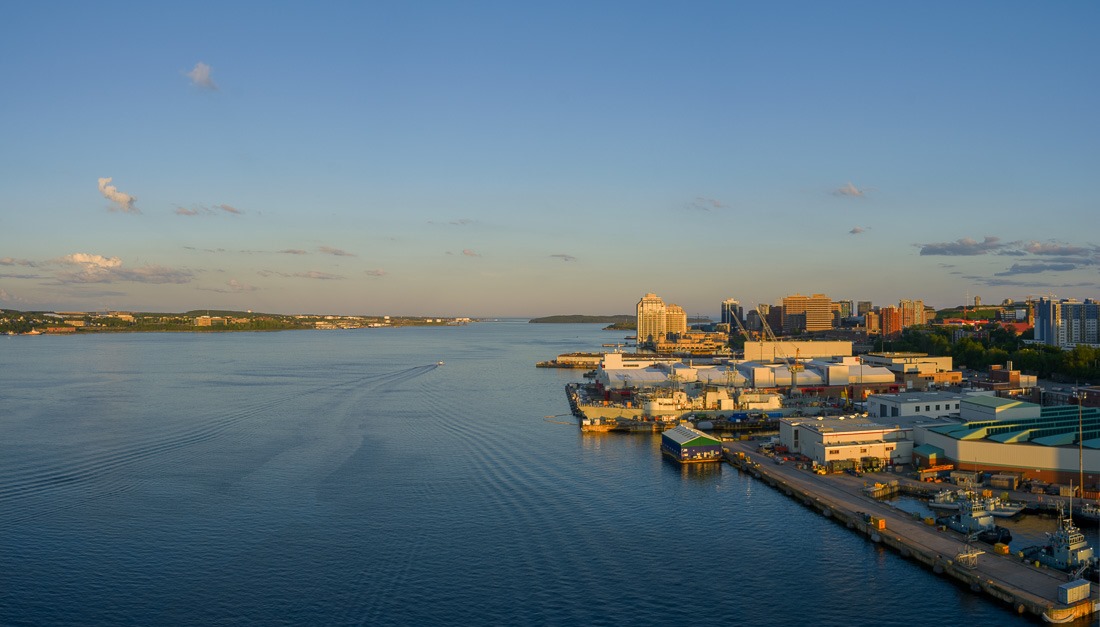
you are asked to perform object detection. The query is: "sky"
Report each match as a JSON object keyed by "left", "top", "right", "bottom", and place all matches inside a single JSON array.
[{"left": 1, "top": 2, "right": 1097, "bottom": 317}]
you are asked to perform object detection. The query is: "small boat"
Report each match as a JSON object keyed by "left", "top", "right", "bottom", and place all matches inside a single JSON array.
[
  {"left": 985, "top": 496, "right": 1026, "bottom": 518},
  {"left": 1074, "top": 502, "right": 1100, "bottom": 524},
  {"left": 937, "top": 491, "right": 1012, "bottom": 545},
  {"left": 927, "top": 488, "right": 961, "bottom": 511},
  {"left": 437, "top": 360, "right": 445, "bottom": 366}
]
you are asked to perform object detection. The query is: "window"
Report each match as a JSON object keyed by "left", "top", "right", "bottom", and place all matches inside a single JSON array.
[
  {"left": 936, "top": 405, "right": 941, "bottom": 411},
  {"left": 925, "top": 406, "right": 930, "bottom": 412}
]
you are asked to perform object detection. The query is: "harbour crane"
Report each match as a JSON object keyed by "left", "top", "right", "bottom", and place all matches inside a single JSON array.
[{"left": 757, "top": 313, "right": 801, "bottom": 396}]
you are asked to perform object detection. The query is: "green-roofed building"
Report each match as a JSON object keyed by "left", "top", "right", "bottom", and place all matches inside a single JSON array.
[{"left": 914, "top": 397, "right": 1100, "bottom": 486}]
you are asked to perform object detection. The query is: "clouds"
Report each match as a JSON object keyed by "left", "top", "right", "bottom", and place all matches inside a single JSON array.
[
  {"left": 832, "top": 182, "right": 866, "bottom": 197},
  {"left": 365, "top": 269, "right": 387, "bottom": 277},
  {"left": 54, "top": 253, "right": 191, "bottom": 284},
  {"left": 550, "top": 254, "right": 576, "bottom": 262},
  {"left": 258, "top": 269, "right": 344, "bottom": 280},
  {"left": 318, "top": 246, "right": 355, "bottom": 257},
  {"left": 200, "top": 279, "right": 258, "bottom": 293},
  {"left": 849, "top": 226, "right": 866, "bottom": 235},
  {"left": 994, "top": 263, "right": 1079, "bottom": 276},
  {"left": 186, "top": 62, "right": 217, "bottom": 90},
  {"left": 278, "top": 249, "right": 308, "bottom": 255},
  {"left": 175, "top": 203, "right": 244, "bottom": 216},
  {"left": 684, "top": 196, "right": 728, "bottom": 211},
  {"left": 462, "top": 249, "right": 481, "bottom": 257},
  {"left": 919, "top": 236, "right": 1005, "bottom": 256},
  {"left": 98, "top": 177, "right": 138, "bottom": 213}
]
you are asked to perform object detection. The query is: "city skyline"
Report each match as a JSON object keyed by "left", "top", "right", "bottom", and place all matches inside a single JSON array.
[{"left": 2, "top": 3, "right": 1097, "bottom": 317}]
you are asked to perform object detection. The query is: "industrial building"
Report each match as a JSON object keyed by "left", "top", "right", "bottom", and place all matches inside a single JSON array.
[
  {"left": 777, "top": 416, "right": 914, "bottom": 469},
  {"left": 660, "top": 424, "right": 723, "bottom": 463},
  {"left": 912, "top": 397, "right": 1100, "bottom": 486}
]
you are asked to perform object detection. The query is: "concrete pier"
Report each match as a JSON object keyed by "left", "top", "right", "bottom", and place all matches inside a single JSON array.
[{"left": 724, "top": 441, "right": 1098, "bottom": 623}]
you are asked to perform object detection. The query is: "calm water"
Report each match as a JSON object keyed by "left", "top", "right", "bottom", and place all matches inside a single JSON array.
[{"left": 1, "top": 324, "right": 1035, "bottom": 626}]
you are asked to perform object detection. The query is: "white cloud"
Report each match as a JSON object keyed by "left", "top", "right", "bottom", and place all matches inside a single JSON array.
[
  {"left": 98, "top": 177, "right": 138, "bottom": 213},
  {"left": 833, "top": 182, "right": 865, "bottom": 197},
  {"left": 849, "top": 226, "right": 865, "bottom": 235},
  {"left": 60, "top": 253, "right": 123, "bottom": 269},
  {"left": 186, "top": 62, "right": 217, "bottom": 90}
]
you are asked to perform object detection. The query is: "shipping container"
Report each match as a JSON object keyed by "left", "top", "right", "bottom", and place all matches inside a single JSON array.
[{"left": 1058, "top": 580, "right": 1091, "bottom": 604}]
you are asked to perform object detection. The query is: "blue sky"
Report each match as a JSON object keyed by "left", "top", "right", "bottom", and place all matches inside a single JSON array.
[{"left": 2, "top": 2, "right": 1097, "bottom": 317}]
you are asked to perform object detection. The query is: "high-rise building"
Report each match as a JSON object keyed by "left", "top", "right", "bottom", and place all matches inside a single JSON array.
[
  {"left": 636, "top": 293, "right": 688, "bottom": 345},
  {"left": 1035, "top": 298, "right": 1100, "bottom": 348},
  {"left": 781, "top": 293, "right": 833, "bottom": 333},
  {"left": 666, "top": 304, "right": 687, "bottom": 336},
  {"left": 720, "top": 299, "right": 743, "bottom": 327},
  {"left": 857, "top": 301, "right": 873, "bottom": 316},
  {"left": 880, "top": 306, "right": 903, "bottom": 336},
  {"left": 898, "top": 299, "right": 928, "bottom": 328},
  {"left": 637, "top": 293, "right": 667, "bottom": 345}
]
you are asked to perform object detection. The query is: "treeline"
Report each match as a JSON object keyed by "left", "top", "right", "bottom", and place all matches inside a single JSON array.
[
  {"left": 889, "top": 325, "right": 1100, "bottom": 383},
  {"left": 528, "top": 315, "right": 634, "bottom": 324}
]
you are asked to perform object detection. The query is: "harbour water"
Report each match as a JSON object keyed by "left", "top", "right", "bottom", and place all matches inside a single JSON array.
[{"left": 1, "top": 323, "right": 1033, "bottom": 625}]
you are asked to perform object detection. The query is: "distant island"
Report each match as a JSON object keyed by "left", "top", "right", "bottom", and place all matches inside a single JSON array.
[
  {"left": 528, "top": 315, "right": 632, "bottom": 324},
  {"left": 528, "top": 315, "right": 636, "bottom": 330}
]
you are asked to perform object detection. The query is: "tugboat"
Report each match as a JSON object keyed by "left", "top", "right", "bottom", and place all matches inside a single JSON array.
[
  {"left": 1020, "top": 502, "right": 1099, "bottom": 582},
  {"left": 937, "top": 491, "right": 1012, "bottom": 545}
]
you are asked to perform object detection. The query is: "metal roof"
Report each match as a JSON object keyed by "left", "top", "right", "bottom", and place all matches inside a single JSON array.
[{"left": 662, "top": 424, "right": 721, "bottom": 446}]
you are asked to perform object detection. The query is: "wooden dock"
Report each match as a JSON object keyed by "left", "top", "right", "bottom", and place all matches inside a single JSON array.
[{"left": 724, "top": 441, "right": 1098, "bottom": 623}]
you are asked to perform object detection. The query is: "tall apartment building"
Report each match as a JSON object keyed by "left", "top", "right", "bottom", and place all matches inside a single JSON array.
[
  {"left": 636, "top": 293, "right": 689, "bottom": 345},
  {"left": 1035, "top": 298, "right": 1100, "bottom": 348},
  {"left": 857, "top": 301, "right": 873, "bottom": 316},
  {"left": 898, "top": 299, "right": 928, "bottom": 327},
  {"left": 781, "top": 293, "right": 833, "bottom": 333},
  {"left": 879, "top": 306, "right": 903, "bottom": 336}
]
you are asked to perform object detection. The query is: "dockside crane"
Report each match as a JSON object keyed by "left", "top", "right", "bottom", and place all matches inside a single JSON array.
[{"left": 757, "top": 314, "right": 801, "bottom": 396}]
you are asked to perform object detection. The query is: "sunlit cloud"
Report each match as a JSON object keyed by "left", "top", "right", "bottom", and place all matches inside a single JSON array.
[
  {"left": 462, "top": 249, "right": 481, "bottom": 257},
  {"left": 278, "top": 249, "right": 308, "bottom": 255},
  {"left": 919, "top": 236, "right": 1004, "bottom": 256},
  {"left": 98, "top": 177, "right": 138, "bottom": 213},
  {"left": 1, "top": 257, "right": 38, "bottom": 267},
  {"left": 175, "top": 206, "right": 201, "bottom": 216},
  {"left": 186, "top": 62, "right": 217, "bottom": 90},
  {"left": 318, "top": 246, "right": 355, "bottom": 257},
  {"left": 217, "top": 204, "right": 242, "bottom": 215},
  {"left": 849, "top": 226, "right": 866, "bottom": 235},
  {"left": 258, "top": 269, "right": 343, "bottom": 280},
  {"left": 550, "top": 254, "right": 576, "bottom": 262},
  {"left": 0, "top": 287, "right": 20, "bottom": 302},
  {"left": 1022, "top": 241, "right": 1091, "bottom": 257},
  {"left": 833, "top": 182, "right": 866, "bottom": 197},
  {"left": 366, "top": 269, "right": 387, "bottom": 277},
  {"left": 54, "top": 253, "right": 191, "bottom": 284}
]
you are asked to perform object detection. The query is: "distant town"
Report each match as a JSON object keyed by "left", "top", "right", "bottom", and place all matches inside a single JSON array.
[{"left": 0, "top": 309, "right": 473, "bottom": 335}]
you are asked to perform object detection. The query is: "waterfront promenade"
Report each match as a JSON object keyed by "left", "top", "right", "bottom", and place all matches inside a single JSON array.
[{"left": 724, "top": 441, "right": 1097, "bottom": 623}]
